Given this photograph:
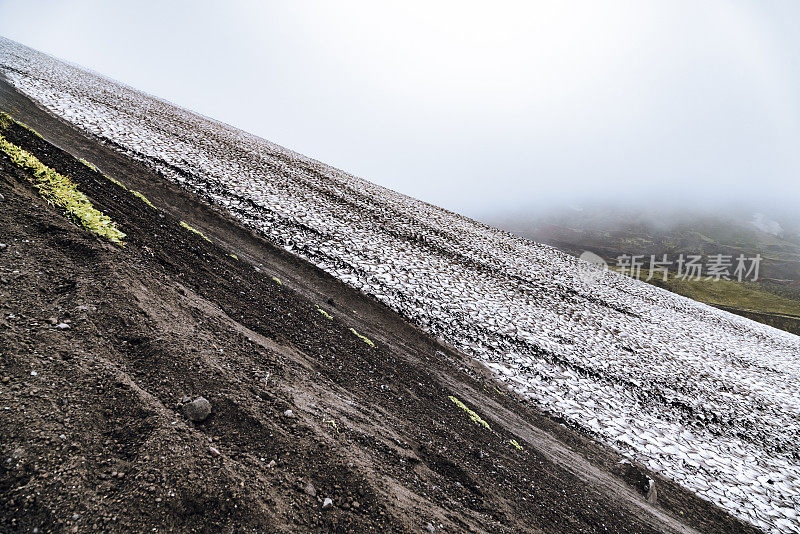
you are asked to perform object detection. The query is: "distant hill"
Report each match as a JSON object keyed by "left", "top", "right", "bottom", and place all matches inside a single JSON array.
[{"left": 488, "top": 204, "right": 800, "bottom": 334}]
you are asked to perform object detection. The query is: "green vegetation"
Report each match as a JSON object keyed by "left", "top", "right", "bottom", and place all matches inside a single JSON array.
[
  {"left": 613, "top": 267, "right": 800, "bottom": 335},
  {"left": 0, "top": 111, "right": 43, "bottom": 138},
  {"left": 228, "top": 254, "right": 239, "bottom": 260},
  {"left": 180, "top": 221, "right": 212, "bottom": 243},
  {"left": 502, "top": 204, "right": 800, "bottom": 335},
  {"left": 79, "top": 158, "right": 98, "bottom": 172},
  {"left": 316, "top": 305, "right": 334, "bottom": 320},
  {"left": 483, "top": 384, "right": 506, "bottom": 397},
  {"left": 448, "top": 396, "right": 491, "bottom": 430},
  {"left": 272, "top": 276, "right": 282, "bottom": 285},
  {"left": 509, "top": 439, "right": 524, "bottom": 451},
  {"left": 131, "top": 190, "right": 157, "bottom": 209},
  {"left": 323, "top": 419, "right": 340, "bottom": 434},
  {"left": 0, "top": 132, "right": 125, "bottom": 244},
  {"left": 349, "top": 327, "right": 375, "bottom": 347},
  {"left": 652, "top": 275, "right": 800, "bottom": 317},
  {"left": 103, "top": 173, "right": 126, "bottom": 189}
]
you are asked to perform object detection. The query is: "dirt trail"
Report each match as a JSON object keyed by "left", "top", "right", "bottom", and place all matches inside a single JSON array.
[{"left": 0, "top": 79, "right": 760, "bottom": 533}]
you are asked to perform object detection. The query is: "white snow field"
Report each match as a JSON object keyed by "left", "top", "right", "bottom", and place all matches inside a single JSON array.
[{"left": 1, "top": 37, "right": 798, "bottom": 533}]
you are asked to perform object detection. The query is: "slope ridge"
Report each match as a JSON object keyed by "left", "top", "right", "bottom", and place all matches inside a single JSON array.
[
  {"left": 1, "top": 35, "right": 798, "bottom": 532},
  {"left": 0, "top": 102, "right": 754, "bottom": 533}
]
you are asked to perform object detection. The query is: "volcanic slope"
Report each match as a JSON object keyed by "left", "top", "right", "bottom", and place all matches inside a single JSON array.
[
  {"left": 0, "top": 88, "right": 758, "bottom": 534},
  {"left": 1, "top": 35, "right": 799, "bottom": 533}
]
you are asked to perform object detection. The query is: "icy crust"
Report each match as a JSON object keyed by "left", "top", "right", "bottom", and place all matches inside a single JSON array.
[{"left": 1, "top": 37, "right": 798, "bottom": 533}]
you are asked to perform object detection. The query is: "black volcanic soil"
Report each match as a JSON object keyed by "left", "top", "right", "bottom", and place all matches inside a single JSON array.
[{"left": 0, "top": 80, "right": 760, "bottom": 533}]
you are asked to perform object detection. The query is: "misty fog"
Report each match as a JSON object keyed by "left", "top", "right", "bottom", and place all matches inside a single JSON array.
[{"left": 1, "top": 1, "right": 798, "bottom": 221}]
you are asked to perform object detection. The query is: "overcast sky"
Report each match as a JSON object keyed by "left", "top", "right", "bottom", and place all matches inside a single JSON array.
[{"left": 1, "top": 1, "right": 798, "bottom": 217}]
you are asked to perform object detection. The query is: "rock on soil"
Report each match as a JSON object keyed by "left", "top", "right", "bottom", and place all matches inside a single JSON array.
[{"left": 183, "top": 396, "right": 211, "bottom": 422}]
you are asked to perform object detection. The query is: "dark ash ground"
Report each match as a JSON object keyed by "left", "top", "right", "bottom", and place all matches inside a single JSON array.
[{"left": 0, "top": 80, "right": 759, "bottom": 533}]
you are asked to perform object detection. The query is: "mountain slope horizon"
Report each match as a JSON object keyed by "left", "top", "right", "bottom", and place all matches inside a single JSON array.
[
  {"left": 1, "top": 36, "right": 798, "bottom": 533},
  {"left": 5, "top": 103, "right": 726, "bottom": 533},
  {"left": 487, "top": 204, "right": 800, "bottom": 337}
]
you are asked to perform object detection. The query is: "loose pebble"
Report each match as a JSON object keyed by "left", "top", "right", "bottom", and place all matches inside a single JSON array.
[{"left": 183, "top": 397, "right": 211, "bottom": 422}]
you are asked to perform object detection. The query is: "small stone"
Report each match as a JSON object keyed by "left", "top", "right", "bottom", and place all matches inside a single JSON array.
[
  {"left": 352, "top": 501, "right": 360, "bottom": 509},
  {"left": 283, "top": 409, "right": 293, "bottom": 418},
  {"left": 646, "top": 477, "right": 657, "bottom": 503},
  {"left": 322, "top": 497, "right": 333, "bottom": 509},
  {"left": 56, "top": 323, "right": 70, "bottom": 330},
  {"left": 267, "top": 460, "right": 276, "bottom": 468},
  {"left": 180, "top": 396, "right": 191, "bottom": 404},
  {"left": 183, "top": 397, "right": 211, "bottom": 422},
  {"left": 304, "top": 482, "right": 316, "bottom": 497},
  {"left": 1, "top": 377, "right": 9, "bottom": 384},
  {"left": 47, "top": 317, "right": 58, "bottom": 325},
  {"left": 30, "top": 371, "right": 37, "bottom": 376},
  {"left": 209, "top": 446, "right": 220, "bottom": 456},
  {"left": 72, "top": 513, "right": 79, "bottom": 520},
  {"left": 0, "top": 192, "right": 5, "bottom": 201},
  {"left": 426, "top": 522, "right": 435, "bottom": 532}
]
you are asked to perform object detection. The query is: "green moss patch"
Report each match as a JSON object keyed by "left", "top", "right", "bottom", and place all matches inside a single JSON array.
[
  {"left": 131, "top": 190, "right": 157, "bottom": 209},
  {"left": 180, "top": 221, "right": 212, "bottom": 243},
  {"left": 349, "top": 327, "right": 375, "bottom": 347},
  {"left": 102, "top": 173, "right": 126, "bottom": 189},
  {"left": 316, "top": 305, "right": 334, "bottom": 320},
  {"left": 324, "top": 419, "right": 340, "bottom": 434},
  {"left": 79, "top": 158, "right": 98, "bottom": 172},
  {"left": 448, "top": 396, "right": 491, "bottom": 430},
  {"left": 0, "top": 132, "right": 125, "bottom": 244},
  {"left": 0, "top": 111, "right": 43, "bottom": 138}
]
